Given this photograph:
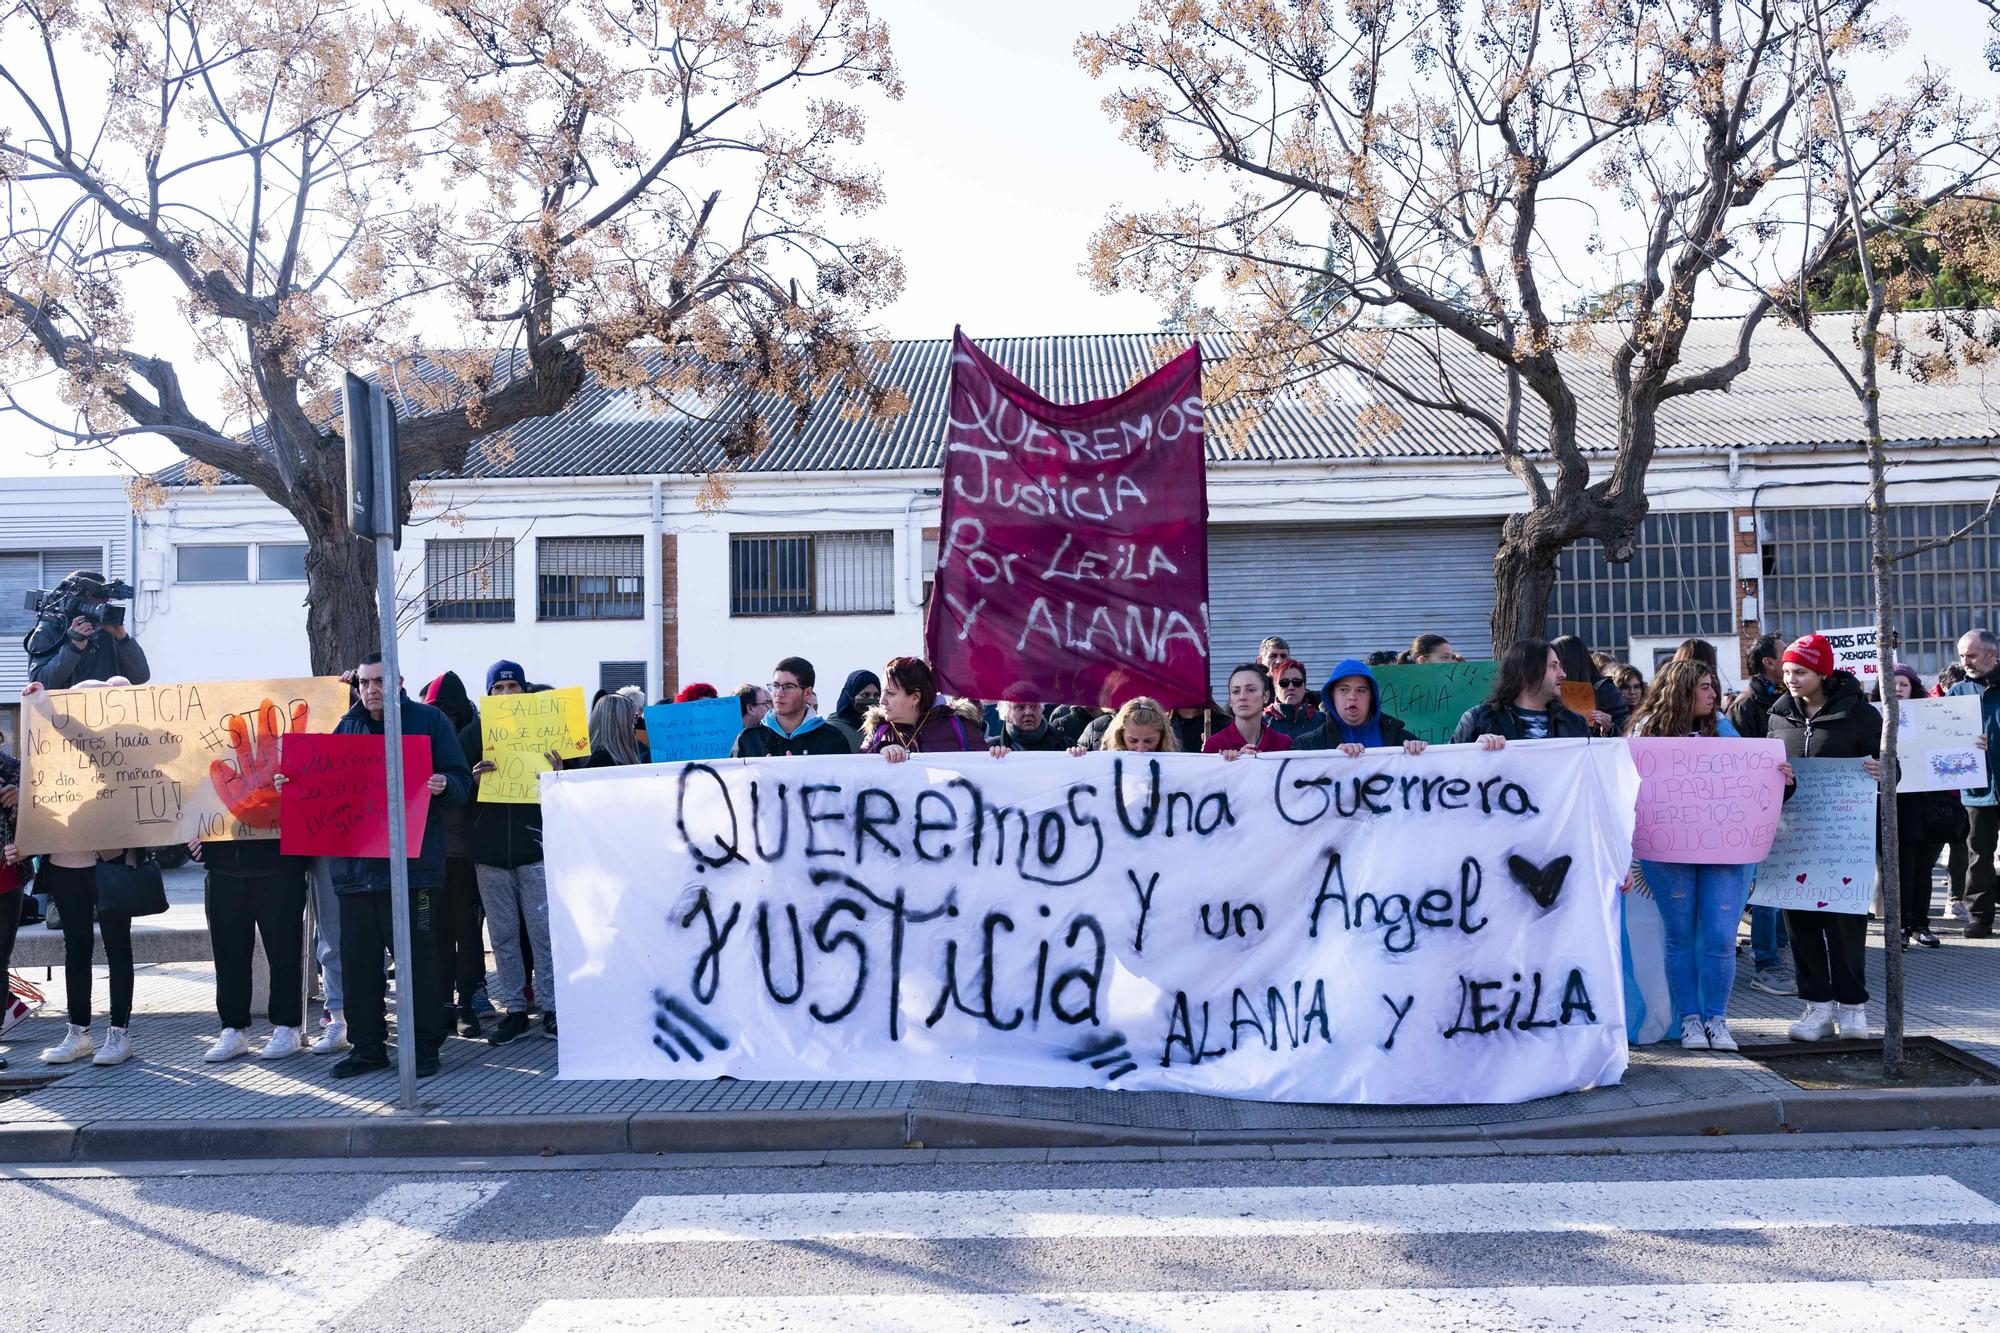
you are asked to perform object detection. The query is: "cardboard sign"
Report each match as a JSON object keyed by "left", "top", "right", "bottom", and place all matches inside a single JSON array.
[
  {"left": 1895, "top": 694, "right": 1986, "bottom": 793},
  {"left": 1751, "top": 757, "right": 1877, "bottom": 915},
  {"left": 1559, "top": 681, "right": 1600, "bottom": 720},
  {"left": 1819, "top": 625, "right": 1883, "bottom": 686},
  {"left": 1371, "top": 660, "right": 1499, "bottom": 745},
  {"left": 478, "top": 687, "right": 589, "bottom": 804},
  {"left": 1628, "top": 737, "right": 1787, "bottom": 864},
  {"left": 278, "top": 733, "right": 433, "bottom": 857},
  {"left": 644, "top": 698, "right": 743, "bottom": 763},
  {"left": 16, "top": 677, "right": 350, "bottom": 854}
]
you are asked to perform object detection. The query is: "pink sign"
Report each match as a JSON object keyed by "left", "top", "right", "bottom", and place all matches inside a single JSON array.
[
  {"left": 924, "top": 329, "right": 1210, "bottom": 709},
  {"left": 1628, "top": 736, "right": 1788, "bottom": 864},
  {"left": 278, "top": 733, "right": 433, "bottom": 858}
]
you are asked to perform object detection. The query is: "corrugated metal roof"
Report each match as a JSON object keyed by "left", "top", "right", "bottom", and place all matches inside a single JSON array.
[{"left": 155, "top": 316, "right": 1998, "bottom": 486}]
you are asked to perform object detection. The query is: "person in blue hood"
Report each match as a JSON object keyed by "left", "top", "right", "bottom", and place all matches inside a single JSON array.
[
  {"left": 1293, "top": 658, "right": 1429, "bottom": 755},
  {"left": 731, "top": 655, "right": 852, "bottom": 758}
]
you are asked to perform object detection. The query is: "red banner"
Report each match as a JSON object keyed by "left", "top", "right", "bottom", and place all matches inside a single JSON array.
[
  {"left": 277, "top": 733, "right": 433, "bottom": 858},
  {"left": 925, "top": 330, "right": 1210, "bottom": 708}
]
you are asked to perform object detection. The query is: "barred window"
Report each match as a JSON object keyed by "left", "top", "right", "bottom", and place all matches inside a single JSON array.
[
  {"left": 1549, "top": 511, "right": 1735, "bottom": 656},
  {"left": 599, "top": 661, "right": 647, "bottom": 694},
  {"left": 425, "top": 538, "right": 515, "bottom": 623},
  {"left": 538, "top": 536, "right": 644, "bottom": 620},
  {"left": 729, "top": 531, "right": 894, "bottom": 616}
]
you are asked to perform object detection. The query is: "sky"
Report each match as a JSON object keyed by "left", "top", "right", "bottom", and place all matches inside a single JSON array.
[{"left": 0, "top": 0, "right": 1984, "bottom": 478}]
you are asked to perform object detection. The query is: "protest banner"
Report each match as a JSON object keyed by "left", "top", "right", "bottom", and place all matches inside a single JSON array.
[
  {"left": 1371, "top": 661, "right": 1498, "bottom": 745},
  {"left": 1819, "top": 625, "right": 1883, "bottom": 690},
  {"left": 478, "top": 687, "right": 590, "bottom": 804},
  {"left": 1895, "top": 694, "right": 1985, "bottom": 793},
  {"left": 924, "top": 329, "right": 1209, "bottom": 709},
  {"left": 278, "top": 734, "right": 433, "bottom": 857},
  {"left": 543, "top": 739, "right": 1640, "bottom": 1104},
  {"left": 15, "top": 677, "right": 350, "bottom": 854},
  {"left": 1628, "top": 738, "right": 1787, "bottom": 864},
  {"left": 645, "top": 698, "right": 742, "bottom": 763},
  {"left": 1751, "top": 757, "right": 1878, "bottom": 914}
]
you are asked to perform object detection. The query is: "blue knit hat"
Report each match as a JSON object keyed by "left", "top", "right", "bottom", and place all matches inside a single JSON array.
[{"left": 486, "top": 659, "right": 527, "bottom": 691}]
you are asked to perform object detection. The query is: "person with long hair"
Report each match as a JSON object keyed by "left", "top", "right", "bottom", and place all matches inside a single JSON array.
[
  {"left": 861, "top": 657, "right": 984, "bottom": 761},
  {"left": 1074, "top": 697, "right": 1181, "bottom": 754},
  {"left": 1609, "top": 664, "right": 1647, "bottom": 719},
  {"left": 1450, "top": 638, "right": 1592, "bottom": 747},
  {"left": 1767, "top": 634, "right": 1883, "bottom": 1040},
  {"left": 586, "top": 691, "right": 649, "bottom": 767},
  {"left": 1204, "top": 663, "right": 1292, "bottom": 757},
  {"left": 1402, "top": 633, "right": 1458, "bottom": 665},
  {"left": 1630, "top": 662, "right": 1790, "bottom": 1052},
  {"left": 1549, "top": 634, "right": 1621, "bottom": 734}
]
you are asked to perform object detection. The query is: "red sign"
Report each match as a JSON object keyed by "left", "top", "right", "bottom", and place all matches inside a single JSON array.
[
  {"left": 277, "top": 734, "right": 433, "bottom": 858},
  {"left": 925, "top": 330, "right": 1210, "bottom": 708}
]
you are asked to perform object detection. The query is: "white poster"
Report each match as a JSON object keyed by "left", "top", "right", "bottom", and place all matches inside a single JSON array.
[
  {"left": 1895, "top": 695, "right": 1985, "bottom": 793},
  {"left": 543, "top": 740, "right": 1640, "bottom": 1105},
  {"left": 1751, "top": 757, "right": 1878, "bottom": 915},
  {"left": 1819, "top": 625, "right": 1883, "bottom": 687}
]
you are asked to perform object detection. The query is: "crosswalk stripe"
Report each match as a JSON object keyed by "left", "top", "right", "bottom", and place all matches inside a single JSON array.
[
  {"left": 187, "top": 1180, "right": 504, "bottom": 1333},
  {"left": 605, "top": 1175, "right": 2000, "bottom": 1243},
  {"left": 515, "top": 1279, "right": 2000, "bottom": 1332}
]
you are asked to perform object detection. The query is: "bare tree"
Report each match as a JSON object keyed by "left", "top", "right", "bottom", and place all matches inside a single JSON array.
[
  {"left": 1079, "top": 0, "right": 1999, "bottom": 649},
  {"left": 0, "top": 0, "right": 907, "bottom": 672}
]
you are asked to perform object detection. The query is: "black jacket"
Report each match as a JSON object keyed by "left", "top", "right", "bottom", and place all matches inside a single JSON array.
[
  {"left": 1450, "top": 700, "right": 1592, "bottom": 744},
  {"left": 1293, "top": 712, "right": 1413, "bottom": 750},
  {"left": 1766, "top": 673, "right": 1882, "bottom": 762},
  {"left": 1000, "top": 721, "right": 1071, "bottom": 752},
  {"left": 330, "top": 693, "right": 472, "bottom": 895},
  {"left": 457, "top": 717, "right": 545, "bottom": 869},
  {"left": 26, "top": 621, "right": 150, "bottom": 690},
  {"left": 1726, "top": 676, "right": 1782, "bottom": 740},
  {"left": 730, "top": 716, "right": 852, "bottom": 758},
  {"left": 199, "top": 836, "right": 304, "bottom": 880}
]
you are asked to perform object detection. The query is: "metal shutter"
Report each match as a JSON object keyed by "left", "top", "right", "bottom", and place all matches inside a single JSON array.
[{"left": 1205, "top": 521, "right": 1501, "bottom": 698}]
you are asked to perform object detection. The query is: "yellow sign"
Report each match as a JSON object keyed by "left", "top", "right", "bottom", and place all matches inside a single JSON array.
[
  {"left": 479, "top": 687, "right": 590, "bottom": 803},
  {"left": 17, "top": 677, "right": 350, "bottom": 854}
]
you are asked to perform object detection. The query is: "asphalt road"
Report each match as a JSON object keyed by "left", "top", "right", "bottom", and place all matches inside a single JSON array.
[{"left": 12, "top": 1140, "right": 2000, "bottom": 1331}]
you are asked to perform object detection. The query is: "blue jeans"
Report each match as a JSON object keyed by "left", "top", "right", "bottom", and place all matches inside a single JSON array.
[
  {"left": 1749, "top": 904, "right": 1789, "bottom": 971},
  {"left": 1639, "top": 861, "right": 1755, "bottom": 1023}
]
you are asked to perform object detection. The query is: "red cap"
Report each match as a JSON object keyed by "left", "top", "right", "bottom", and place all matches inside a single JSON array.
[{"left": 1782, "top": 633, "right": 1836, "bottom": 678}]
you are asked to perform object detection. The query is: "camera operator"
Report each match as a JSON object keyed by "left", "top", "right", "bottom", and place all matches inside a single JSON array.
[{"left": 25, "top": 570, "right": 149, "bottom": 690}]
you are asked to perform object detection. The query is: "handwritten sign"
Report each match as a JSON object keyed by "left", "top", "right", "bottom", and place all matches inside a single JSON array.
[
  {"left": 923, "top": 329, "right": 1210, "bottom": 709},
  {"left": 1628, "top": 737, "right": 1787, "bottom": 864},
  {"left": 544, "top": 740, "right": 1641, "bottom": 1105},
  {"left": 1372, "top": 661, "right": 1499, "bottom": 745},
  {"left": 644, "top": 698, "right": 742, "bottom": 763},
  {"left": 1895, "top": 694, "right": 1985, "bottom": 793},
  {"left": 1751, "top": 757, "right": 1878, "bottom": 915},
  {"left": 1820, "top": 625, "right": 1883, "bottom": 687},
  {"left": 1559, "top": 681, "right": 1599, "bottom": 719},
  {"left": 16, "top": 677, "right": 350, "bottom": 854},
  {"left": 478, "top": 688, "right": 589, "bottom": 804},
  {"left": 278, "top": 734, "right": 433, "bottom": 857}
]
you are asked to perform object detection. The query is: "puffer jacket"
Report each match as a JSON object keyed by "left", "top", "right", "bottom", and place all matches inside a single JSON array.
[
  {"left": 859, "top": 699, "right": 985, "bottom": 754},
  {"left": 1765, "top": 671, "right": 1882, "bottom": 762}
]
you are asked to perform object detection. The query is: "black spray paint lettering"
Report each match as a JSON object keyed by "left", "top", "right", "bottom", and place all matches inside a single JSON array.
[
  {"left": 1198, "top": 899, "right": 1265, "bottom": 941},
  {"left": 650, "top": 989, "right": 730, "bottom": 1063},
  {"left": 1380, "top": 994, "right": 1415, "bottom": 1051},
  {"left": 679, "top": 887, "right": 741, "bottom": 1004},
  {"left": 1273, "top": 759, "right": 1541, "bottom": 827},
  {"left": 1441, "top": 968, "right": 1598, "bottom": 1038},
  {"left": 1111, "top": 757, "right": 1236, "bottom": 839},
  {"left": 1067, "top": 1030, "right": 1137, "bottom": 1082},
  {"left": 1127, "top": 869, "right": 1159, "bottom": 952},
  {"left": 1161, "top": 980, "right": 1330, "bottom": 1067},
  {"left": 944, "top": 775, "right": 1105, "bottom": 888},
  {"left": 1307, "top": 851, "right": 1488, "bottom": 953}
]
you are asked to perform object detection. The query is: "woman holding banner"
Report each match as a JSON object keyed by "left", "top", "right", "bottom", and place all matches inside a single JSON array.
[
  {"left": 1069, "top": 697, "right": 1179, "bottom": 755},
  {"left": 1205, "top": 664, "right": 1293, "bottom": 757},
  {"left": 1767, "top": 634, "right": 1883, "bottom": 1041},
  {"left": 1629, "top": 662, "right": 1791, "bottom": 1052},
  {"left": 862, "top": 657, "right": 984, "bottom": 761}
]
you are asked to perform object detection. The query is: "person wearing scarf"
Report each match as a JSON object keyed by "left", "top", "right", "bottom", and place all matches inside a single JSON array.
[{"left": 828, "top": 669, "right": 881, "bottom": 750}]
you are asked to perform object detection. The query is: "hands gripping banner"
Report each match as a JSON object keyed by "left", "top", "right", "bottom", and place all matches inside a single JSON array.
[
  {"left": 924, "top": 329, "right": 1210, "bottom": 708},
  {"left": 544, "top": 739, "right": 1640, "bottom": 1105}
]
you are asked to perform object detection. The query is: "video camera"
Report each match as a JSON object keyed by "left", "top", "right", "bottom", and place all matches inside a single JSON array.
[{"left": 24, "top": 571, "right": 134, "bottom": 634}]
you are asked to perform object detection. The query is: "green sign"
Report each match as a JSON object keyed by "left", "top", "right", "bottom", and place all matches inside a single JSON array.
[{"left": 1372, "top": 660, "right": 1498, "bottom": 745}]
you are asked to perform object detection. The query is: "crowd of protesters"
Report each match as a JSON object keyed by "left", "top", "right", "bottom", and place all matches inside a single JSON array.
[{"left": 0, "top": 620, "right": 1993, "bottom": 1076}]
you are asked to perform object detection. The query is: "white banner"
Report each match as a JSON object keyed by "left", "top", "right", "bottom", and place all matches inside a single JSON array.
[{"left": 543, "top": 740, "right": 1640, "bottom": 1104}]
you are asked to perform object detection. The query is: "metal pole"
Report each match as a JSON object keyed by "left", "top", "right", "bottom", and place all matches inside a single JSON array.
[{"left": 375, "top": 527, "right": 418, "bottom": 1112}]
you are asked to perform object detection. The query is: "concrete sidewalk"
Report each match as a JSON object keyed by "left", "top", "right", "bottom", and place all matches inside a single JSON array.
[{"left": 3, "top": 898, "right": 1996, "bottom": 1162}]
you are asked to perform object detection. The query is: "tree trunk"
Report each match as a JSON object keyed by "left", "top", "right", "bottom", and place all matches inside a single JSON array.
[
  {"left": 1861, "top": 310, "right": 1905, "bottom": 1079},
  {"left": 292, "top": 460, "right": 382, "bottom": 679},
  {"left": 1491, "top": 514, "right": 1563, "bottom": 652}
]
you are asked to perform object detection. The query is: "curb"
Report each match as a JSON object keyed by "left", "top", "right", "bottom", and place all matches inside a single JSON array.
[{"left": 3, "top": 1085, "right": 1996, "bottom": 1164}]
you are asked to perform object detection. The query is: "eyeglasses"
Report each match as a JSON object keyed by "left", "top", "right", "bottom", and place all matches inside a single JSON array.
[
  {"left": 1278, "top": 677, "right": 1306, "bottom": 688},
  {"left": 766, "top": 682, "right": 803, "bottom": 694}
]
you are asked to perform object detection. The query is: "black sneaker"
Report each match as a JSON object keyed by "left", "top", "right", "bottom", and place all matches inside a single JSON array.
[
  {"left": 1916, "top": 930, "right": 1942, "bottom": 948},
  {"left": 1967, "top": 922, "right": 1994, "bottom": 940},
  {"left": 542, "top": 1010, "right": 558, "bottom": 1037},
  {"left": 415, "top": 1049, "right": 441, "bottom": 1078},
  {"left": 488, "top": 1012, "right": 531, "bottom": 1046},
  {"left": 330, "top": 1052, "right": 391, "bottom": 1079},
  {"left": 457, "top": 1005, "right": 482, "bottom": 1039}
]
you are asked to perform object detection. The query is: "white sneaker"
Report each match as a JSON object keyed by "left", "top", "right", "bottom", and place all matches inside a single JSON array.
[
  {"left": 203, "top": 1028, "right": 251, "bottom": 1063},
  {"left": 92, "top": 1026, "right": 132, "bottom": 1066},
  {"left": 311, "top": 1018, "right": 350, "bottom": 1055},
  {"left": 1788, "top": 1001, "right": 1837, "bottom": 1041},
  {"left": 41, "top": 1024, "right": 94, "bottom": 1065},
  {"left": 1705, "top": 1019, "right": 1740, "bottom": 1052},
  {"left": 259, "top": 1026, "right": 302, "bottom": 1060},
  {"left": 0, "top": 995, "right": 37, "bottom": 1037},
  {"left": 1836, "top": 1004, "right": 1872, "bottom": 1040},
  {"left": 1679, "top": 1015, "right": 1710, "bottom": 1050},
  {"left": 1950, "top": 900, "right": 1970, "bottom": 922}
]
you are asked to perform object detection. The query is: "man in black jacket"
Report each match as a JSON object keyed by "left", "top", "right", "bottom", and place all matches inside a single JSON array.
[
  {"left": 325, "top": 653, "right": 473, "bottom": 1079},
  {"left": 1727, "top": 633, "right": 1785, "bottom": 739},
  {"left": 1451, "top": 638, "right": 1592, "bottom": 746},
  {"left": 25, "top": 571, "right": 150, "bottom": 689},
  {"left": 730, "top": 657, "right": 850, "bottom": 758}
]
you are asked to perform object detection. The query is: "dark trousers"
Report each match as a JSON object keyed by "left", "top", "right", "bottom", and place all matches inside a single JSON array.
[
  {"left": 205, "top": 867, "right": 308, "bottom": 1030},
  {"left": 433, "top": 858, "right": 486, "bottom": 1009},
  {"left": 339, "top": 886, "right": 444, "bottom": 1060},
  {"left": 1786, "top": 908, "right": 1869, "bottom": 1005},
  {"left": 45, "top": 863, "right": 132, "bottom": 1027},
  {"left": 1906, "top": 838, "right": 1943, "bottom": 931},
  {"left": 1968, "top": 805, "right": 2000, "bottom": 924},
  {"left": 0, "top": 888, "right": 21, "bottom": 1006}
]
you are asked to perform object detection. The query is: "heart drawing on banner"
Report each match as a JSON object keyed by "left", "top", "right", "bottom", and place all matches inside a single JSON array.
[
  {"left": 1508, "top": 854, "right": 1572, "bottom": 911},
  {"left": 1796, "top": 873, "right": 1809, "bottom": 884}
]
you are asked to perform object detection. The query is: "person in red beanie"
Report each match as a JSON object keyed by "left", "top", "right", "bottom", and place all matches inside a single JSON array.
[{"left": 1766, "top": 632, "right": 1882, "bottom": 1041}]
